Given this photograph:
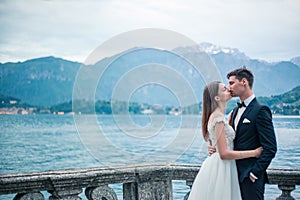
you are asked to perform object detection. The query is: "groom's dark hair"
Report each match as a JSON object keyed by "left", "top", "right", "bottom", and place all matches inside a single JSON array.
[{"left": 227, "top": 67, "right": 254, "bottom": 89}]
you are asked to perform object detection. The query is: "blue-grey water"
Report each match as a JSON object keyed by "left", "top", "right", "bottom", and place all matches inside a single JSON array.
[{"left": 0, "top": 115, "right": 299, "bottom": 200}]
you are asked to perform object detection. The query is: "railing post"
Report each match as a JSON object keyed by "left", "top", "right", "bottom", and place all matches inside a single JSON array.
[
  {"left": 137, "top": 179, "right": 173, "bottom": 200},
  {"left": 123, "top": 182, "right": 138, "bottom": 200},
  {"left": 276, "top": 184, "right": 296, "bottom": 200}
]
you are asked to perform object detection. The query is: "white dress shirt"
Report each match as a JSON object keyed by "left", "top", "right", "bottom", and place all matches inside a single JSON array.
[{"left": 234, "top": 94, "right": 255, "bottom": 130}]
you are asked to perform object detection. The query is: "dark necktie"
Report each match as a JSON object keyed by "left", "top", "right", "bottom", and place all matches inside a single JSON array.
[{"left": 237, "top": 102, "right": 246, "bottom": 108}]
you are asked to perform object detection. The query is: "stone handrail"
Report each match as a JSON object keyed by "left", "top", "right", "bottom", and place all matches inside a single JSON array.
[{"left": 0, "top": 162, "right": 299, "bottom": 200}]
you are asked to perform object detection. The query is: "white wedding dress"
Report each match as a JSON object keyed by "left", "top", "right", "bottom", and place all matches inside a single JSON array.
[{"left": 188, "top": 116, "right": 242, "bottom": 200}]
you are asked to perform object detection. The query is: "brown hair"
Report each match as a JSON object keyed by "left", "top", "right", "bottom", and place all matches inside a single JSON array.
[
  {"left": 226, "top": 67, "right": 254, "bottom": 89},
  {"left": 202, "top": 81, "right": 221, "bottom": 141}
]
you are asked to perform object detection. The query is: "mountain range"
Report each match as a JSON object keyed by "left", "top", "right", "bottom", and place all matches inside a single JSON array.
[{"left": 0, "top": 43, "right": 299, "bottom": 107}]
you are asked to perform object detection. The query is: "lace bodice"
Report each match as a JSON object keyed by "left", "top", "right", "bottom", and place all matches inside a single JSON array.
[{"left": 207, "top": 116, "right": 236, "bottom": 151}]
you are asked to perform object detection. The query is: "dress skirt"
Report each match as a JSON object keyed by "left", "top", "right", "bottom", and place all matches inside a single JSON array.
[{"left": 188, "top": 153, "right": 242, "bottom": 200}]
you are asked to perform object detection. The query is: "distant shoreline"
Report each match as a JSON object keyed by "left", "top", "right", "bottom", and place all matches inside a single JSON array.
[
  {"left": 1, "top": 113, "right": 300, "bottom": 117},
  {"left": 272, "top": 115, "right": 300, "bottom": 118}
]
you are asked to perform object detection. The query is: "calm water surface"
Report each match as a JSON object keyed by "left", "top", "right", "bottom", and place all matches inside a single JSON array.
[{"left": 0, "top": 115, "right": 299, "bottom": 199}]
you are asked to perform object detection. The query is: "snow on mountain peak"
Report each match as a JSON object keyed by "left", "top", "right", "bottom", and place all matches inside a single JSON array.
[{"left": 199, "top": 42, "right": 245, "bottom": 56}]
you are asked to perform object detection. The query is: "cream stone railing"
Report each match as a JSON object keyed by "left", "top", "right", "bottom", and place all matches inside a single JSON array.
[{"left": 0, "top": 163, "right": 299, "bottom": 200}]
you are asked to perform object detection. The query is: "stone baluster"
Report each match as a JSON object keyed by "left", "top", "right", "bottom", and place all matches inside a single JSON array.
[
  {"left": 13, "top": 192, "right": 44, "bottom": 200},
  {"left": 276, "top": 184, "right": 296, "bottom": 200},
  {"left": 48, "top": 188, "right": 82, "bottom": 200},
  {"left": 85, "top": 185, "right": 118, "bottom": 200}
]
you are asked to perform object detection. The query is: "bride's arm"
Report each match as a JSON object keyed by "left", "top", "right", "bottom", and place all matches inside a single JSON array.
[{"left": 214, "top": 122, "right": 262, "bottom": 160}]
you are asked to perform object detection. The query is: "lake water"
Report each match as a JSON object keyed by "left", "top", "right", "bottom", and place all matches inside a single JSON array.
[{"left": 0, "top": 115, "right": 299, "bottom": 199}]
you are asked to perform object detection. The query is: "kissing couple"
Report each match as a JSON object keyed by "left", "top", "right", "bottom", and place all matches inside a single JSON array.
[{"left": 188, "top": 67, "right": 277, "bottom": 200}]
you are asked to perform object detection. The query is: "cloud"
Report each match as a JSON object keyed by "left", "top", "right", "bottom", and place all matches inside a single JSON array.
[{"left": 0, "top": 0, "right": 299, "bottom": 63}]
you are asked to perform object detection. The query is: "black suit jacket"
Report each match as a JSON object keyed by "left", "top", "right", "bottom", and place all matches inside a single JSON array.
[{"left": 230, "top": 98, "right": 277, "bottom": 183}]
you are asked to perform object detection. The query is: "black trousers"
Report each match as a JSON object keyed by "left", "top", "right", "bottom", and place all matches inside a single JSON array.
[{"left": 240, "top": 177, "right": 265, "bottom": 200}]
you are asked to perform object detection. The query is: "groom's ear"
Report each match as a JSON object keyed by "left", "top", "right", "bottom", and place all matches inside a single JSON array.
[{"left": 242, "top": 78, "right": 248, "bottom": 86}]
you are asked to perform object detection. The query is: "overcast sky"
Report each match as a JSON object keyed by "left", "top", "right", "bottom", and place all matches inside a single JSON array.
[{"left": 0, "top": 0, "right": 299, "bottom": 63}]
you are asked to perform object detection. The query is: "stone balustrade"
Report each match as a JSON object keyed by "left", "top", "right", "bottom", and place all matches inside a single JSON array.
[{"left": 0, "top": 162, "right": 299, "bottom": 200}]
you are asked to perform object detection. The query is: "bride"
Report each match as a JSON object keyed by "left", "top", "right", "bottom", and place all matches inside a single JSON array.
[{"left": 187, "top": 81, "right": 262, "bottom": 200}]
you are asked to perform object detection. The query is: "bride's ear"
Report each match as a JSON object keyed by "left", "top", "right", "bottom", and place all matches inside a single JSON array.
[{"left": 214, "top": 96, "right": 220, "bottom": 102}]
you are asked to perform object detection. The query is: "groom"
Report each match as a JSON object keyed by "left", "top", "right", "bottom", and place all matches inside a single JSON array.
[{"left": 227, "top": 67, "right": 277, "bottom": 200}]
